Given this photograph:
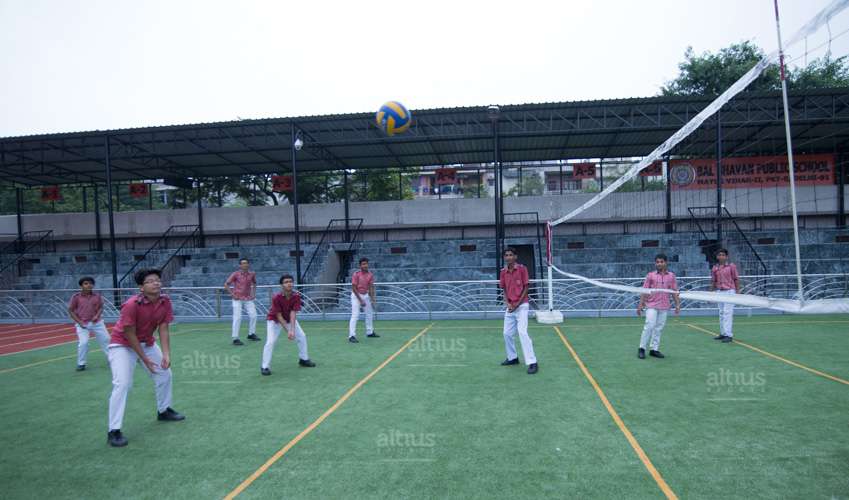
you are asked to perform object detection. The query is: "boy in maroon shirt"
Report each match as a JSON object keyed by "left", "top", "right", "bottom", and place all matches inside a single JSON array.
[
  {"left": 106, "top": 269, "right": 184, "bottom": 447},
  {"left": 710, "top": 248, "right": 740, "bottom": 343},
  {"left": 67, "top": 276, "right": 110, "bottom": 371},
  {"left": 637, "top": 254, "right": 681, "bottom": 359},
  {"left": 224, "top": 258, "right": 260, "bottom": 345},
  {"left": 499, "top": 247, "right": 538, "bottom": 374},
  {"left": 261, "top": 274, "right": 315, "bottom": 375}
]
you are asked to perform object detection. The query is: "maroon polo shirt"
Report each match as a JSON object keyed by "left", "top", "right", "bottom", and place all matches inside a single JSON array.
[
  {"left": 499, "top": 263, "right": 529, "bottom": 305},
  {"left": 267, "top": 292, "right": 302, "bottom": 323},
  {"left": 111, "top": 293, "right": 174, "bottom": 347},
  {"left": 68, "top": 292, "right": 103, "bottom": 323}
]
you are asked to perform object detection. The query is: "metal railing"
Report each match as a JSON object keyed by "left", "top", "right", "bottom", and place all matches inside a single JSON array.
[
  {"left": 118, "top": 225, "right": 200, "bottom": 287},
  {"left": 1, "top": 273, "right": 845, "bottom": 322},
  {"left": 0, "top": 231, "right": 56, "bottom": 289},
  {"left": 688, "top": 206, "right": 769, "bottom": 277},
  {"left": 301, "top": 218, "right": 364, "bottom": 283}
]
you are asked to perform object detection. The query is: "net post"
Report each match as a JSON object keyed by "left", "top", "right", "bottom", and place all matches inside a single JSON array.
[{"left": 773, "top": 0, "right": 805, "bottom": 302}]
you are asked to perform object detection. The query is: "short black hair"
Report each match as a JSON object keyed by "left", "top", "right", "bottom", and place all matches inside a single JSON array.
[
  {"left": 359, "top": 257, "right": 369, "bottom": 264},
  {"left": 716, "top": 248, "right": 729, "bottom": 256},
  {"left": 78, "top": 276, "right": 95, "bottom": 286},
  {"left": 279, "top": 274, "right": 294, "bottom": 284},
  {"left": 503, "top": 247, "right": 517, "bottom": 256},
  {"left": 134, "top": 268, "right": 162, "bottom": 286},
  {"left": 239, "top": 258, "right": 249, "bottom": 264},
  {"left": 654, "top": 253, "right": 668, "bottom": 262}
]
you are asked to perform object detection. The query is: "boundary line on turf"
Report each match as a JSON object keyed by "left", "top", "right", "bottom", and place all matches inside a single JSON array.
[
  {"left": 683, "top": 323, "right": 849, "bottom": 387},
  {"left": 0, "top": 327, "right": 209, "bottom": 373},
  {"left": 224, "top": 322, "right": 434, "bottom": 500},
  {"left": 553, "top": 326, "right": 678, "bottom": 500}
]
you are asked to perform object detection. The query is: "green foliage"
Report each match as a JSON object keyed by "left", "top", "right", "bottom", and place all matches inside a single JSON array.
[
  {"left": 506, "top": 173, "right": 545, "bottom": 196},
  {"left": 662, "top": 41, "right": 849, "bottom": 96}
]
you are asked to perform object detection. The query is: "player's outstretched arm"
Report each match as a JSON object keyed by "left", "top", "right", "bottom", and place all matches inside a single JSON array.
[{"left": 158, "top": 323, "right": 171, "bottom": 369}]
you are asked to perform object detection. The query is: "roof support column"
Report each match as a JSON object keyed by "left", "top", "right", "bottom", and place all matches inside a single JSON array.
[
  {"left": 291, "top": 125, "right": 302, "bottom": 284},
  {"left": 104, "top": 136, "right": 119, "bottom": 290},
  {"left": 15, "top": 188, "right": 23, "bottom": 253},
  {"left": 196, "top": 180, "right": 205, "bottom": 248},
  {"left": 94, "top": 184, "right": 103, "bottom": 251}
]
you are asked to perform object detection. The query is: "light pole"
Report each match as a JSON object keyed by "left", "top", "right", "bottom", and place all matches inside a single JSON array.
[{"left": 292, "top": 126, "right": 304, "bottom": 284}]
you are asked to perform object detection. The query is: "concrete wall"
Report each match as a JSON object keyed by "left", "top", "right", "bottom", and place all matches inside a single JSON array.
[{"left": 0, "top": 186, "right": 844, "bottom": 242}]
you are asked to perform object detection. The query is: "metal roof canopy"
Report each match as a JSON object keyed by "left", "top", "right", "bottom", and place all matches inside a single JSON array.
[{"left": 2, "top": 88, "right": 849, "bottom": 187}]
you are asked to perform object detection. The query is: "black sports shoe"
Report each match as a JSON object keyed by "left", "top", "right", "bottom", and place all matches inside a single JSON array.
[
  {"left": 76, "top": 364, "right": 86, "bottom": 371},
  {"left": 157, "top": 407, "right": 185, "bottom": 422},
  {"left": 501, "top": 358, "right": 520, "bottom": 366},
  {"left": 721, "top": 336, "right": 733, "bottom": 343},
  {"left": 713, "top": 335, "right": 727, "bottom": 340},
  {"left": 247, "top": 334, "right": 261, "bottom": 341},
  {"left": 233, "top": 338, "right": 244, "bottom": 346},
  {"left": 348, "top": 336, "right": 359, "bottom": 343},
  {"left": 108, "top": 429, "right": 128, "bottom": 447},
  {"left": 649, "top": 350, "right": 665, "bottom": 359},
  {"left": 299, "top": 359, "right": 316, "bottom": 367},
  {"left": 261, "top": 367, "right": 271, "bottom": 376},
  {"left": 366, "top": 333, "right": 380, "bottom": 338},
  {"left": 638, "top": 348, "right": 646, "bottom": 359},
  {"left": 527, "top": 363, "right": 539, "bottom": 374}
]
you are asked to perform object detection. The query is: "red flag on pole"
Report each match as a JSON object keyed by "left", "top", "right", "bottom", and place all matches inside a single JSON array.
[
  {"left": 272, "top": 175, "right": 293, "bottom": 192},
  {"left": 40, "top": 186, "right": 61, "bottom": 202},
  {"left": 435, "top": 168, "right": 457, "bottom": 185},
  {"left": 129, "top": 183, "right": 149, "bottom": 198}
]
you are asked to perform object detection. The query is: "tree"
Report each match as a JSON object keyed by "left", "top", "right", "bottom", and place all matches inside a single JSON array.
[
  {"left": 661, "top": 41, "right": 849, "bottom": 96},
  {"left": 661, "top": 41, "right": 780, "bottom": 96},
  {"left": 349, "top": 169, "right": 414, "bottom": 201},
  {"left": 506, "top": 172, "right": 545, "bottom": 196}
]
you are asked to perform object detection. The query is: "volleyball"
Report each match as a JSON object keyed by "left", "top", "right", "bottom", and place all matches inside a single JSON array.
[{"left": 376, "top": 101, "right": 412, "bottom": 136}]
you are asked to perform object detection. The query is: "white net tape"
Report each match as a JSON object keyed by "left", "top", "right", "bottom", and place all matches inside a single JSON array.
[{"left": 550, "top": 265, "right": 849, "bottom": 314}]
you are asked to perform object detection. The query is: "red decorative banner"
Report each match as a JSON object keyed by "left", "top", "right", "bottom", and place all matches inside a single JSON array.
[
  {"left": 129, "top": 183, "right": 149, "bottom": 198},
  {"left": 272, "top": 175, "right": 293, "bottom": 192},
  {"left": 669, "top": 154, "right": 835, "bottom": 190},
  {"left": 639, "top": 161, "right": 663, "bottom": 177},
  {"left": 572, "top": 163, "right": 596, "bottom": 179},
  {"left": 40, "top": 186, "right": 61, "bottom": 202},
  {"left": 435, "top": 168, "right": 458, "bottom": 185}
]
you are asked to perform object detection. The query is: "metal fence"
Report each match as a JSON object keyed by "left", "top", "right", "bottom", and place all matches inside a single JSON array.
[{"left": 1, "top": 274, "right": 847, "bottom": 323}]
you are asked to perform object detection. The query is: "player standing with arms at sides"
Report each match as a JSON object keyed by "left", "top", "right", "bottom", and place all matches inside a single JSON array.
[
  {"left": 261, "top": 274, "right": 315, "bottom": 376},
  {"left": 710, "top": 249, "right": 740, "bottom": 343},
  {"left": 348, "top": 257, "right": 378, "bottom": 343},
  {"left": 68, "top": 277, "right": 110, "bottom": 371},
  {"left": 499, "top": 247, "right": 538, "bottom": 374},
  {"left": 107, "top": 269, "right": 184, "bottom": 448},
  {"left": 637, "top": 254, "right": 681, "bottom": 359},
  {"left": 225, "top": 258, "right": 260, "bottom": 345}
]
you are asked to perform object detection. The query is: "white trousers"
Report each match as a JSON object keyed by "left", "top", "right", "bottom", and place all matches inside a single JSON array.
[
  {"left": 349, "top": 292, "right": 374, "bottom": 338},
  {"left": 503, "top": 303, "right": 537, "bottom": 365},
  {"left": 232, "top": 300, "right": 257, "bottom": 338},
  {"left": 75, "top": 320, "right": 110, "bottom": 366},
  {"left": 107, "top": 343, "right": 173, "bottom": 431},
  {"left": 262, "top": 320, "right": 309, "bottom": 369},
  {"left": 718, "top": 289, "right": 735, "bottom": 337},
  {"left": 639, "top": 308, "right": 668, "bottom": 351}
]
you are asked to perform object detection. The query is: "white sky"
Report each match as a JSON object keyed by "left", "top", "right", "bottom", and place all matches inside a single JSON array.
[{"left": 0, "top": 0, "right": 844, "bottom": 137}]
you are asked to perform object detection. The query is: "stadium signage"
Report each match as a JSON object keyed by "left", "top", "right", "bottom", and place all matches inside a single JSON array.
[{"left": 669, "top": 154, "right": 834, "bottom": 190}]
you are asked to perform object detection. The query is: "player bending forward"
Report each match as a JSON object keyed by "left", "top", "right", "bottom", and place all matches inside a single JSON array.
[
  {"left": 107, "top": 268, "right": 184, "bottom": 448},
  {"left": 637, "top": 254, "right": 680, "bottom": 359},
  {"left": 261, "top": 274, "right": 316, "bottom": 376}
]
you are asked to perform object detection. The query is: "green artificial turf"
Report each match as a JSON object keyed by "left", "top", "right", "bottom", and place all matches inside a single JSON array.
[{"left": 0, "top": 316, "right": 847, "bottom": 499}]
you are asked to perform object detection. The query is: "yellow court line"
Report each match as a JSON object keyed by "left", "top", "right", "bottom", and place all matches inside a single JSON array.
[
  {"left": 224, "top": 323, "right": 434, "bottom": 500},
  {"left": 553, "top": 326, "right": 678, "bottom": 500},
  {"left": 0, "top": 327, "right": 208, "bottom": 372},
  {"left": 0, "top": 353, "right": 79, "bottom": 374},
  {"left": 683, "top": 323, "right": 849, "bottom": 387}
]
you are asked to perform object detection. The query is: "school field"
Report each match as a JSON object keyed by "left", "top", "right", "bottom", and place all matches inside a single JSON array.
[{"left": 1, "top": 315, "right": 848, "bottom": 499}]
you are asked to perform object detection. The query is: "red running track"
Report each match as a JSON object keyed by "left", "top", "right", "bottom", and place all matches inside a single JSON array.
[{"left": 0, "top": 323, "right": 114, "bottom": 355}]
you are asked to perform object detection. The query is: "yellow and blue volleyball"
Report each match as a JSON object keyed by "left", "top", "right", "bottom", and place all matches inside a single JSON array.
[{"left": 376, "top": 101, "right": 412, "bottom": 136}]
